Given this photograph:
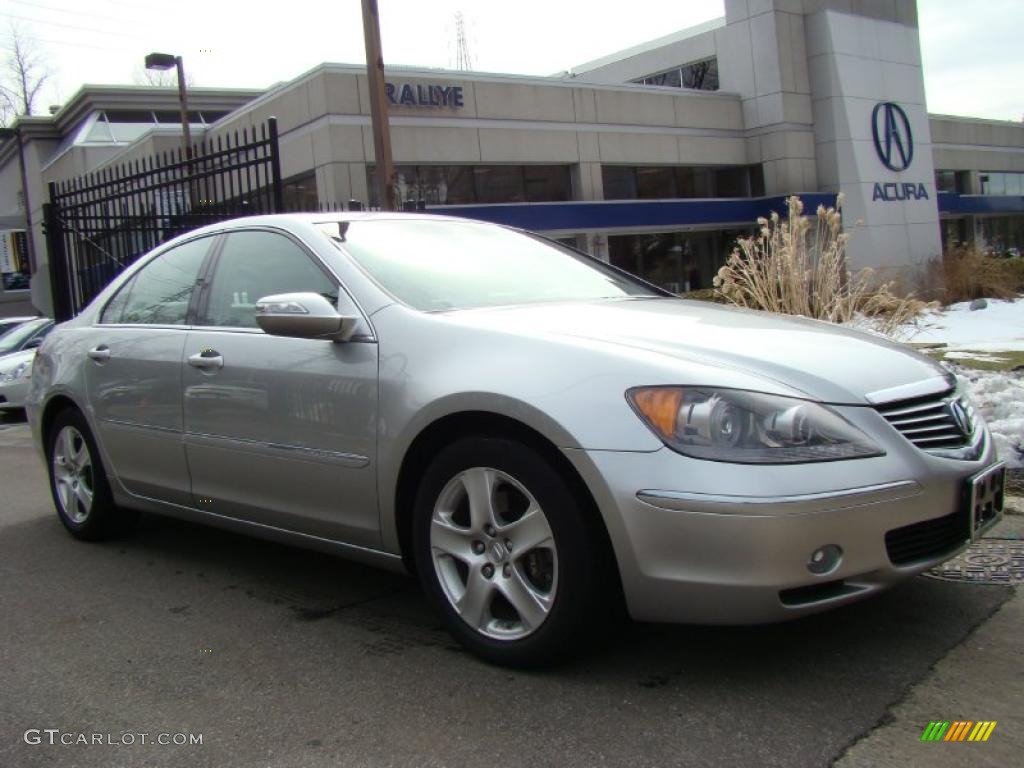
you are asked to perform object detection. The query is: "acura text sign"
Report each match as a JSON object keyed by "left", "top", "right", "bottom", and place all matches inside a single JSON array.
[
  {"left": 870, "top": 101, "right": 928, "bottom": 202},
  {"left": 386, "top": 82, "right": 465, "bottom": 109}
]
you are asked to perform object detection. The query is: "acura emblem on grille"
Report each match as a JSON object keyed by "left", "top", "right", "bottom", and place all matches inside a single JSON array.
[{"left": 948, "top": 400, "right": 970, "bottom": 437}]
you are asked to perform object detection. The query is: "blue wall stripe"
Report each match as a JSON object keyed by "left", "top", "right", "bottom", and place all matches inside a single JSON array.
[
  {"left": 938, "top": 192, "right": 1024, "bottom": 215},
  {"left": 429, "top": 195, "right": 837, "bottom": 233}
]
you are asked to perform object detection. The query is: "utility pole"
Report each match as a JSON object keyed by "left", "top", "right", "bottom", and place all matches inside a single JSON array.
[{"left": 361, "top": 0, "right": 396, "bottom": 211}]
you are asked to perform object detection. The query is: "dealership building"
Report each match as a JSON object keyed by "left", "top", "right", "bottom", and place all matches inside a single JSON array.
[{"left": 0, "top": 0, "right": 1022, "bottom": 317}]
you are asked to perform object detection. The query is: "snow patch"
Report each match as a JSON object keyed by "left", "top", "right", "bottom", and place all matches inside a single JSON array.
[{"left": 904, "top": 298, "right": 1024, "bottom": 345}]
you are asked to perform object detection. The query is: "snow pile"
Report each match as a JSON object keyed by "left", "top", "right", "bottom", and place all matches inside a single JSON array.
[
  {"left": 950, "top": 365, "right": 1024, "bottom": 469},
  {"left": 905, "top": 298, "right": 1024, "bottom": 345}
]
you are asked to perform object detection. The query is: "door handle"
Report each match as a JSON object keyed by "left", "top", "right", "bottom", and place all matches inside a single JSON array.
[
  {"left": 87, "top": 345, "right": 110, "bottom": 362},
  {"left": 188, "top": 350, "right": 224, "bottom": 370}
]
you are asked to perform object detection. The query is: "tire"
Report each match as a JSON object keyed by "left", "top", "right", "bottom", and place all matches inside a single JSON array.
[
  {"left": 47, "top": 408, "right": 137, "bottom": 541},
  {"left": 413, "top": 436, "right": 607, "bottom": 667}
]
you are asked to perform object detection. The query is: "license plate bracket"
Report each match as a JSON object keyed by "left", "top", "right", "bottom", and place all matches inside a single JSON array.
[{"left": 967, "top": 462, "right": 1005, "bottom": 541}]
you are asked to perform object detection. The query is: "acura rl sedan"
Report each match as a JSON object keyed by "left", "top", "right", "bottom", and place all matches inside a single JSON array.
[{"left": 27, "top": 214, "right": 1004, "bottom": 666}]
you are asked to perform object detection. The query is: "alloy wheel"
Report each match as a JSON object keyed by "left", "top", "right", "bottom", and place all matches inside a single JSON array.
[
  {"left": 52, "top": 425, "right": 95, "bottom": 524},
  {"left": 430, "top": 466, "right": 558, "bottom": 640}
]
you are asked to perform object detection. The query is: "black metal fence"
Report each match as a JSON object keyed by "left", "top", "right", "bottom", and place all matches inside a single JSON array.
[{"left": 44, "top": 118, "right": 284, "bottom": 320}]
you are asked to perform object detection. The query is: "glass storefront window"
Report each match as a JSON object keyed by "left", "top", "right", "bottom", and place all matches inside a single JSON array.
[
  {"left": 602, "top": 166, "right": 637, "bottom": 200},
  {"left": 935, "top": 170, "right": 957, "bottom": 193},
  {"left": 636, "top": 167, "right": 677, "bottom": 198},
  {"left": 603, "top": 165, "right": 760, "bottom": 200},
  {"left": 714, "top": 167, "right": 748, "bottom": 198},
  {"left": 608, "top": 229, "right": 750, "bottom": 293},
  {"left": 979, "top": 215, "right": 1024, "bottom": 255},
  {"left": 749, "top": 165, "right": 766, "bottom": 197},
  {"left": 368, "top": 165, "right": 570, "bottom": 207},
  {"left": 473, "top": 166, "right": 526, "bottom": 204},
  {"left": 979, "top": 171, "right": 1024, "bottom": 196},
  {"left": 524, "top": 165, "right": 571, "bottom": 202},
  {"left": 981, "top": 173, "right": 1005, "bottom": 195},
  {"left": 675, "top": 167, "right": 714, "bottom": 198}
]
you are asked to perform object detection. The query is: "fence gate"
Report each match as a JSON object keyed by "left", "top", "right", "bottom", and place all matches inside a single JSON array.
[{"left": 44, "top": 118, "right": 283, "bottom": 320}]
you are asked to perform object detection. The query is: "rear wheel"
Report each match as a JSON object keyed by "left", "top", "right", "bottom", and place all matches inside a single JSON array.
[
  {"left": 47, "top": 408, "right": 136, "bottom": 540},
  {"left": 413, "top": 436, "right": 607, "bottom": 667}
]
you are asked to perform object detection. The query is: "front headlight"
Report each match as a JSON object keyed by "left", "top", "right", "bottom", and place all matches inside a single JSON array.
[
  {"left": 2, "top": 361, "right": 31, "bottom": 383},
  {"left": 627, "top": 386, "right": 884, "bottom": 464}
]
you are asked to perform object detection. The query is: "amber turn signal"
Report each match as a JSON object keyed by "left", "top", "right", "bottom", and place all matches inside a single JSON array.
[{"left": 627, "top": 387, "right": 683, "bottom": 440}]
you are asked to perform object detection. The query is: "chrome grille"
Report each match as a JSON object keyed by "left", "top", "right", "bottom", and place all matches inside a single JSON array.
[{"left": 875, "top": 391, "right": 974, "bottom": 450}]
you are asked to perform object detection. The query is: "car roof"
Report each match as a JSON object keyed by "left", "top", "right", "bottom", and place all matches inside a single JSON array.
[{"left": 180, "top": 211, "right": 479, "bottom": 239}]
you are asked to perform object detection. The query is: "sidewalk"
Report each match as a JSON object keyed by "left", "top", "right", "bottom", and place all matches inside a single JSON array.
[{"left": 834, "top": 492, "right": 1023, "bottom": 767}]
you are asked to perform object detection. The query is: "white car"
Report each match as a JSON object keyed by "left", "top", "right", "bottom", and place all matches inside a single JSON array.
[{"left": 0, "top": 347, "right": 36, "bottom": 411}]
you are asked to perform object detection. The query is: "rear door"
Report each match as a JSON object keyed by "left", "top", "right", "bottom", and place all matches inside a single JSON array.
[
  {"left": 85, "top": 235, "right": 217, "bottom": 504},
  {"left": 182, "top": 228, "right": 380, "bottom": 547}
]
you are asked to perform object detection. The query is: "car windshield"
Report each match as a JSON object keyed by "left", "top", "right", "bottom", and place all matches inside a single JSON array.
[
  {"left": 318, "top": 219, "right": 661, "bottom": 311},
  {"left": 0, "top": 319, "right": 29, "bottom": 339},
  {"left": 0, "top": 319, "right": 50, "bottom": 355}
]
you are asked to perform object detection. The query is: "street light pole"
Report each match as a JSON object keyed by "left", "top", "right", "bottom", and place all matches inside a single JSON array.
[
  {"left": 174, "top": 56, "right": 192, "bottom": 160},
  {"left": 361, "top": 0, "right": 396, "bottom": 211},
  {"left": 145, "top": 52, "right": 192, "bottom": 160}
]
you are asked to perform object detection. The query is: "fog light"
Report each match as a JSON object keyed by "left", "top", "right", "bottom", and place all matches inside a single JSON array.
[{"left": 807, "top": 544, "right": 843, "bottom": 575}]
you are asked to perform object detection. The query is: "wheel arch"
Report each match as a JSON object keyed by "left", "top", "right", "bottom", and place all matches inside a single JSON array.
[
  {"left": 40, "top": 393, "right": 86, "bottom": 450},
  {"left": 393, "top": 410, "right": 624, "bottom": 606}
]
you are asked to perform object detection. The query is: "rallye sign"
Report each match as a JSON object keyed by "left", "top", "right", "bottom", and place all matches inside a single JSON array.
[{"left": 386, "top": 82, "right": 465, "bottom": 109}]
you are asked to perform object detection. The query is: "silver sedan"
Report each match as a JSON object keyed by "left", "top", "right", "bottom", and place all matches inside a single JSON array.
[{"left": 27, "top": 214, "right": 1005, "bottom": 666}]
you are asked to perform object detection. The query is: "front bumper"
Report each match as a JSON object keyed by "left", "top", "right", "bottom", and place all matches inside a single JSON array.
[
  {"left": 564, "top": 412, "right": 999, "bottom": 625},
  {"left": 0, "top": 379, "right": 29, "bottom": 410}
]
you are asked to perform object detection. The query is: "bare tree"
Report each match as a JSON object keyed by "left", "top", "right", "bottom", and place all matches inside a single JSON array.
[
  {"left": 132, "top": 63, "right": 196, "bottom": 88},
  {"left": 0, "top": 23, "right": 51, "bottom": 122}
]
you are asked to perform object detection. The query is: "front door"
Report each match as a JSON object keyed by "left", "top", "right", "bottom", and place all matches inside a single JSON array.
[{"left": 182, "top": 229, "right": 380, "bottom": 547}]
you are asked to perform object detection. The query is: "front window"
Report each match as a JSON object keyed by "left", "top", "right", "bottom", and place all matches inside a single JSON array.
[
  {"left": 201, "top": 230, "right": 337, "bottom": 328},
  {"left": 319, "top": 219, "right": 659, "bottom": 312}
]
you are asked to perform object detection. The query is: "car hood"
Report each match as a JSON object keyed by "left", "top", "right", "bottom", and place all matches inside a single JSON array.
[{"left": 445, "top": 298, "right": 948, "bottom": 404}]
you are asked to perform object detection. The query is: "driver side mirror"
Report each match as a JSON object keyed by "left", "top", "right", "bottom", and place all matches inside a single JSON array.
[
  {"left": 254, "top": 292, "right": 360, "bottom": 342},
  {"left": 23, "top": 337, "right": 43, "bottom": 350}
]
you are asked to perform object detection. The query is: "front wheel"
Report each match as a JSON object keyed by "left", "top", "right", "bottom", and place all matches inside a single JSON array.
[{"left": 413, "top": 437, "right": 607, "bottom": 667}]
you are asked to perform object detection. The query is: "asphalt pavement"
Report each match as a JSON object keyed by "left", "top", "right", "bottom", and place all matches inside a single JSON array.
[{"left": 0, "top": 413, "right": 1018, "bottom": 768}]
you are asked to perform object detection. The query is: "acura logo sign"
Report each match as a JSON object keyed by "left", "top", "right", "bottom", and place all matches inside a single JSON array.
[{"left": 872, "top": 102, "right": 914, "bottom": 172}]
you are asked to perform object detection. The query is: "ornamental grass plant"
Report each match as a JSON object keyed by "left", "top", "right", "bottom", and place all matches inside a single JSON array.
[
  {"left": 713, "top": 195, "right": 931, "bottom": 337},
  {"left": 919, "top": 245, "right": 1023, "bottom": 305}
]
